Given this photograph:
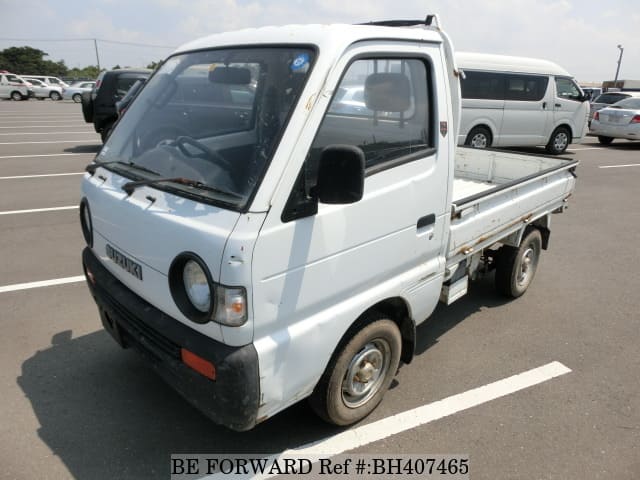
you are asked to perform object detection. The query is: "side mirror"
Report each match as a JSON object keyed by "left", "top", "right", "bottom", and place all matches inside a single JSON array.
[{"left": 315, "top": 145, "right": 365, "bottom": 204}]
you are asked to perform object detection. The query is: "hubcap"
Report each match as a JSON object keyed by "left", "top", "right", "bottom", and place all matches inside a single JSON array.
[
  {"left": 342, "top": 339, "right": 391, "bottom": 408},
  {"left": 517, "top": 247, "right": 536, "bottom": 286},
  {"left": 554, "top": 132, "right": 568, "bottom": 151},
  {"left": 470, "top": 133, "right": 488, "bottom": 148}
]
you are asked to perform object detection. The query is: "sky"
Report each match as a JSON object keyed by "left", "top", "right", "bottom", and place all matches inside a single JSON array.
[{"left": 1, "top": 0, "right": 638, "bottom": 83}]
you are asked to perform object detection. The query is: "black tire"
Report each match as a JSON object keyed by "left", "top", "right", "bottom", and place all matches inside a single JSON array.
[
  {"left": 546, "top": 127, "right": 571, "bottom": 154},
  {"left": 598, "top": 136, "right": 614, "bottom": 145},
  {"left": 72, "top": 93, "right": 82, "bottom": 103},
  {"left": 464, "top": 126, "right": 492, "bottom": 148},
  {"left": 309, "top": 317, "right": 401, "bottom": 426},
  {"left": 49, "top": 91, "right": 62, "bottom": 101},
  {"left": 495, "top": 229, "right": 542, "bottom": 298},
  {"left": 81, "top": 95, "right": 94, "bottom": 123},
  {"left": 11, "top": 91, "right": 23, "bottom": 101}
]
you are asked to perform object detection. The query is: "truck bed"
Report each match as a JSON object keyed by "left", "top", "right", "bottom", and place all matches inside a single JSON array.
[{"left": 447, "top": 147, "right": 578, "bottom": 266}]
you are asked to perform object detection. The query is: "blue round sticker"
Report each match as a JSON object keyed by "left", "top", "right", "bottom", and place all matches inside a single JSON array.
[{"left": 291, "top": 53, "right": 309, "bottom": 71}]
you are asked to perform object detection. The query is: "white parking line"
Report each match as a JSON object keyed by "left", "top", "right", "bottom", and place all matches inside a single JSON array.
[
  {"left": 0, "top": 172, "right": 83, "bottom": 180},
  {"left": 0, "top": 206, "right": 77, "bottom": 215},
  {"left": 0, "top": 276, "right": 85, "bottom": 294},
  {"left": 204, "top": 361, "right": 571, "bottom": 480},
  {"left": 0, "top": 131, "right": 95, "bottom": 136},
  {"left": 0, "top": 125, "right": 90, "bottom": 129},
  {"left": 0, "top": 140, "right": 98, "bottom": 145},
  {"left": 0, "top": 121, "right": 85, "bottom": 124},
  {"left": 599, "top": 163, "right": 640, "bottom": 169},
  {"left": 0, "top": 153, "right": 92, "bottom": 159},
  {"left": 566, "top": 147, "right": 604, "bottom": 151}
]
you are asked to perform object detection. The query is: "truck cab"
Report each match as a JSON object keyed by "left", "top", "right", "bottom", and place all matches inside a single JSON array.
[{"left": 81, "top": 19, "right": 576, "bottom": 431}]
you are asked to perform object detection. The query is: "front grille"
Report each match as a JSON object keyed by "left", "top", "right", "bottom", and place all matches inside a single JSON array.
[{"left": 97, "top": 283, "right": 181, "bottom": 360}]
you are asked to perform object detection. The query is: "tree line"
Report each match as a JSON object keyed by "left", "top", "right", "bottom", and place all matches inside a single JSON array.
[{"left": 0, "top": 46, "right": 160, "bottom": 79}]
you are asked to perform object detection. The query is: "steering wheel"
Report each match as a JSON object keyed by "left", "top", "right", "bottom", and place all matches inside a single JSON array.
[{"left": 172, "top": 136, "right": 232, "bottom": 169}]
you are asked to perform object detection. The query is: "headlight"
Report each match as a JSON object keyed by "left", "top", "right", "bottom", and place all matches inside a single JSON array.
[
  {"left": 183, "top": 260, "right": 211, "bottom": 312},
  {"left": 169, "top": 253, "right": 247, "bottom": 326},
  {"left": 79, "top": 198, "right": 93, "bottom": 247}
]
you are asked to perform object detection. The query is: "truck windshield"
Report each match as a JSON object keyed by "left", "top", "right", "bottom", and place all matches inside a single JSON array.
[{"left": 96, "top": 47, "right": 315, "bottom": 210}]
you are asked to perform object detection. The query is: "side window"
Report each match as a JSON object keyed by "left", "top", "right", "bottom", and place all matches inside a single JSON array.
[
  {"left": 283, "top": 57, "right": 432, "bottom": 222},
  {"left": 505, "top": 74, "right": 549, "bottom": 101},
  {"left": 312, "top": 58, "right": 431, "bottom": 171},
  {"left": 555, "top": 77, "right": 582, "bottom": 101},
  {"left": 461, "top": 71, "right": 504, "bottom": 100},
  {"left": 115, "top": 77, "right": 139, "bottom": 99}
]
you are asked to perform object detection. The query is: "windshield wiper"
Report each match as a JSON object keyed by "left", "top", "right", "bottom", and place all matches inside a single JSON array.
[
  {"left": 85, "top": 161, "right": 160, "bottom": 176},
  {"left": 122, "top": 176, "right": 243, "bottom": 200}
]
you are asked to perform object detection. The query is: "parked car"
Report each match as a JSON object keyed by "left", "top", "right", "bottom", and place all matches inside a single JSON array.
[
  {"left": 589, "top": 91, "right": 640, "bottom": 124},
  {"left": 81, "top": 68, "right": 151, "bottom": 142},
  {"left": 0, "top": 71, "right": 32, "bottom": 100},
  {"left": 580, "top": 87, "right": 602, "bottom": 101},
  {"left": 589, "top": 97, "right": 640, "bottom": 144},
  {"left": 115, "top": 78, "right": 145, "bottom": 117},
  {"left": 23, "top": 77, "right": 63, "bottom": 100},
  {"left": 21, "top": 75, "right": 69, "bottom": 89},
  {"left": 62, "top": 81, "right": 95, "bottom": 103}
]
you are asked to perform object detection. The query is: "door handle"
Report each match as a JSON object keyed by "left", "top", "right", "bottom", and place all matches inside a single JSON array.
[
  {"left": 542, "top": 102, "right": 547, "bottom": 109},
  {"left": 417, "top": 214, "right": 436, "bottom": 229},
  {"left": 555, "top": 103, "right": 562, "bottom": 108}
]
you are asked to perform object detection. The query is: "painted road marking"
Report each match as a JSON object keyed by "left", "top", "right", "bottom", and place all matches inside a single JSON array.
[
  {"left": 0, "top": 125, "right": 90, "bottom": 129},
  {"left": 599, "top": 163, "right": 640, "bottom": 169},
  {"left": 0, "top": 131, "right": 95, "bottom": 136},
  {"left": 0, "top": 153, "right": 92, "bottom": 159},
  {"left": 203, "top": 361, "right": 572, "bottom": 480},
  {"left": 566, "top": 147, "right": 604, "bottom": 151},
  {"left": 0, "top": 276, "right": 85, "bottom": 294},
  {"left": 0, "top": 140, "right": 98, "bottom": 145},
  {"left": 0, "top": 172, "right": 83, "bottom": 180},
  {"left": 0, "top": 206, "right": 77, "bottom": 215}
]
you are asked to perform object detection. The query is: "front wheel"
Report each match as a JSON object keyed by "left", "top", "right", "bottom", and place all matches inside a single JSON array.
[
  {"left": 309, "top": 317, "right": 401, "bottom": 426},
  {"left": 49, "top": 91, "right": 62, "bottom": 101},
  {"left": 465, "top": 126, "right": 492, "bottom": 148},
  {"left": 598, "top": 136, "right": 613, "bottom": 145},
  {"left": 495, "top": 229, "right": 542, "bottom": 298},
  {"left": 11, "top": 91, "right": 24, "bottom": 101},
  {"left": 72, "top": 93, "right": 82, "bottom": 103},
  {"left": 546, "top": 127, "right": 571, "bottom": 154}
]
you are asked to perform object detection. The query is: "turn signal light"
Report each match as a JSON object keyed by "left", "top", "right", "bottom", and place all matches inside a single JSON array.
[
  {"left": 181, "top": 348, "right": 216, "bottom": 380},
  {"left": 593, "top": 111, "right": 599, "bottom": 121}
]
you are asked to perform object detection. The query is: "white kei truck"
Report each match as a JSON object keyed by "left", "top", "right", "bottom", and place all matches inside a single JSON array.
[{"left": 80, "top": 16, "right": 578, "bottom": 431}]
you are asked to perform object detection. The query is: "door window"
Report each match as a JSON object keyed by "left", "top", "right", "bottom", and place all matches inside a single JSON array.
[{"left": 555, "top": 78, "right": 582, "bottom": 101}]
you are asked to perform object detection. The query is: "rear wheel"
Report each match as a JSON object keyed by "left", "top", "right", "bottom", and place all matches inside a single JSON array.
[
  {"left": 546, "top": 127, "right": 571, "bottom": 154},
  {"left": 72, "top": 93, "right": 82, "bottom": 103},
  {"left": 465, "top": 126, "right": 492, "bottom": 148},
  {"left": 495, "top": 229, "right": 542, "bottom": 298},
  {"left": 11, "top": 91, "right": 23, "bottom": 101},
  {"left": 49, "top": 91, "right": 62, "bottom": 101},
  {"left": 309, "top": 317, "right": 401, "bottom": 426},
  {"left": 598, "top": 136, "right": 614, "bottom": 145}
]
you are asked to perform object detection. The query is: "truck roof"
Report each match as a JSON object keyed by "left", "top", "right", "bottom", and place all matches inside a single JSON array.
[
  {"left": 174, "top": 23, "right": 444, "bottom": 55},
  {"left": 456, "top": 52, "right": 571, "bottom": 77}
]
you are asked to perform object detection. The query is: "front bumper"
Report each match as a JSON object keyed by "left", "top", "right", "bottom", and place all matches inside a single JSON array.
[{"left": 82, "top": 247, "right": 260, "bottom": 431}]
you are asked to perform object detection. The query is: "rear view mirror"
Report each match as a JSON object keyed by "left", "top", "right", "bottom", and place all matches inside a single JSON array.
[
  {"left": 315, "top": 145, "right": 365, "bottom": 204},
  {"left": 209, "top": 67, "right": 251, "bottom": 85},
  {"left": 364, "top": 73, "right": 411, "bottom": 112}
]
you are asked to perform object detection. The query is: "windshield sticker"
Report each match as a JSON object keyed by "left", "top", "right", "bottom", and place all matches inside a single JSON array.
[{"left": 291, "top": 53, "right": 310, "bottom": 72}]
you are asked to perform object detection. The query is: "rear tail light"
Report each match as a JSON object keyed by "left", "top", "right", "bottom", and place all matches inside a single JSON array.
[
  {"left": 593, "top": 111, "right": 600, "bottom": 121},
  {"left": 631, "top": 115, "right": 640, "bottom": 124}
]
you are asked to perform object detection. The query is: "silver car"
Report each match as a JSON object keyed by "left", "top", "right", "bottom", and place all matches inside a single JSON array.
[
  {"left": 62, "top": 81, "right": 96, "bottom": 102},
  {"left": 22, "top": 78, "right": 63, "bottom": 100},
  {"left": 589, "top": 97, "right": 640, "bottom": 144},
  {"left": 589, "top": 91, "right": 640, "bottom": 124}
]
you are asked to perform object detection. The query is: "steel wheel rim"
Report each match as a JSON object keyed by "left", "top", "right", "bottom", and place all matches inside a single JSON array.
[
  {"left": 517, "top": 247, "right": 536, "bottom": 286},
  {"left": 342, "top": 339, "right": 391, "bottom": 408},
  {"left": 471, "top": 133, "right": 488, "bottom": 148},
  {"left": 554, "top": 132, "right": 568, "bottom": 151}
]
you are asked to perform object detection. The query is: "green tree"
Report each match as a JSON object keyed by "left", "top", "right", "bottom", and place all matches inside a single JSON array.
[
  {"left": 0, "top": 46, "right": 68, "bottom": 76},
  {"left": 146, "top": 60, "right": 163, "bottom": 70}
]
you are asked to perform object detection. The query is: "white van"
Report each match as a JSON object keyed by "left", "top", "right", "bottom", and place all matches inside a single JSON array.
[
  {"left": 0, "top": 71, "right": 31, "bottom": 100},
  {"left": 21, "top": 75, "right": 69, "bottom": 89},
  {"left": 456, "top": 52, "right": 590, "bottom": 154}
]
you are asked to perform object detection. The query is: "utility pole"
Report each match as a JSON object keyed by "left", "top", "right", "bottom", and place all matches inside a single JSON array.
[
  {"left": 93, "top": 38, "right": 101, "bottom": 71},
  {"left": 613, "top": 44, "right": 624, "bottom": 88}
]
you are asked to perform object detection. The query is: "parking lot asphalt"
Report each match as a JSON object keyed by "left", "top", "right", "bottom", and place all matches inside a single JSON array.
[{"left": 0, "top": 100, "right": 638, "bottom": 480}]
